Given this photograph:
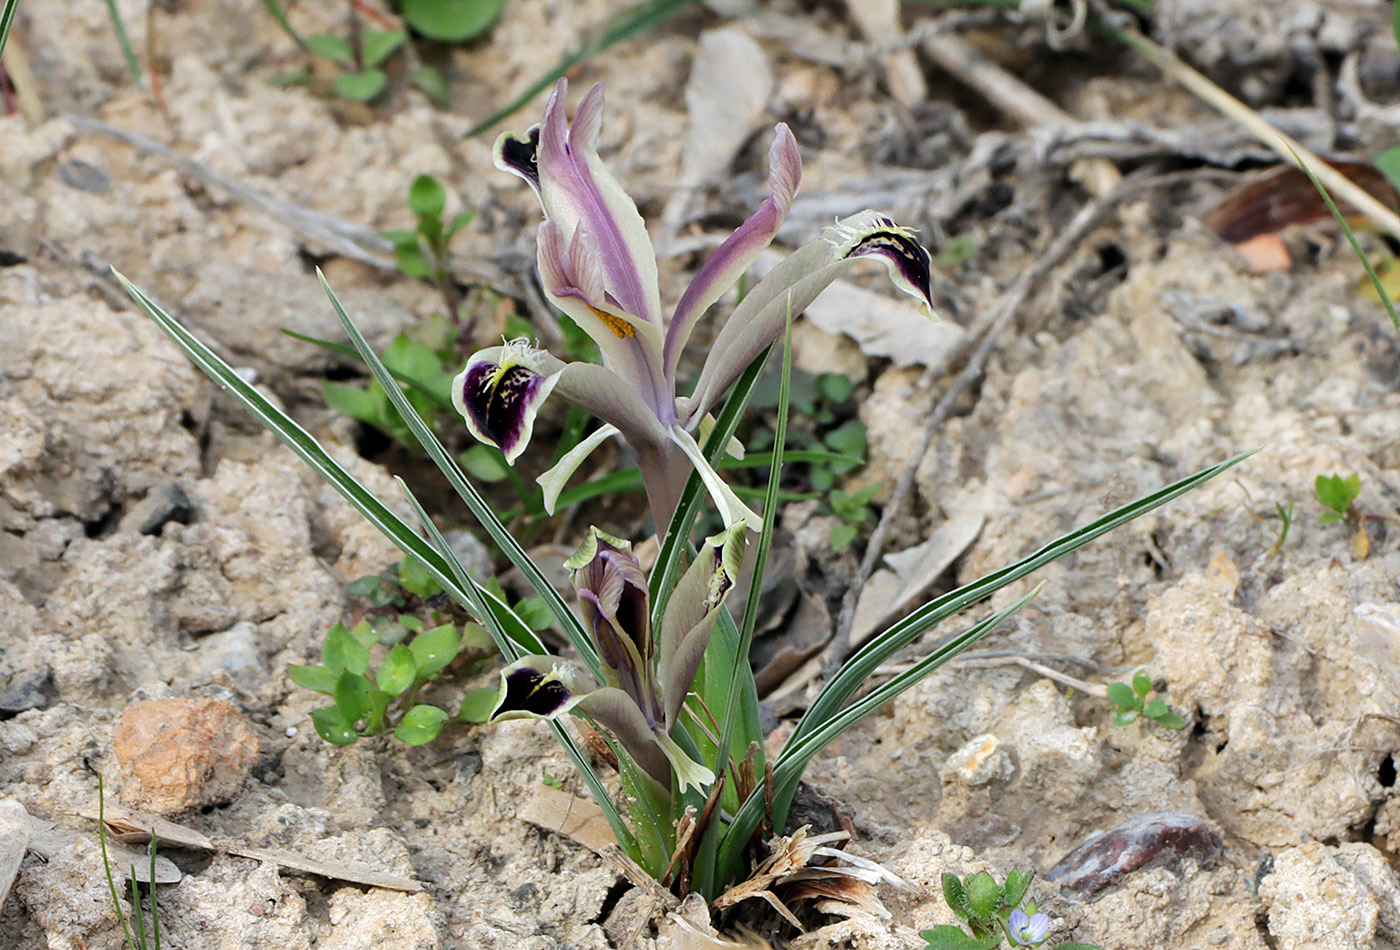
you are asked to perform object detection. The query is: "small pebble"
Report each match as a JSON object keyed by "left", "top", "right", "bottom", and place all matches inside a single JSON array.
[{"left": 1045, "top": 811, "right": 1223, "bottom": 900}]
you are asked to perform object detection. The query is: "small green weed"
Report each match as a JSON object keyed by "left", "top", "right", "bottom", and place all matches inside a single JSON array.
[
  {"left": 291, "top": 614, "right": 490, "bottom": 745},
  {"left": 1315, "top": 473, "right": 1361, "bottom": 524},
  {"left": 1269, "top": 499, "right": 1294, "bottom": 556},
  {"left": 99, "top": 777, "right": 163, "bottom": 950},
  {"left": 383, "top": 174, "right": 475, "bottom": 320},
  {"left": 924, "top": 869, "right": 1095, "bottom": 949},
  {"left": 1105, "top": 670, "right": 1186, "bottom": 730}
]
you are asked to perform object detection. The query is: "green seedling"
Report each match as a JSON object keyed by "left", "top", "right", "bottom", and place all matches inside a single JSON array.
[
  {"left": 924, "top": 869, "right": 1095, "bottom": 949},
  {"left": 320, "top": 329, "right": 458, "bottom": 448},
  {"left": 279, "top": 28, "right": 408, "bottom": 102},
  {"left": 1315, "top": 472, "right": 1372, "bottom": 558},
  {"left": 290, "top": 615, "right": 491, "bottom": 745},
  {"left": 1269, "top": 499, "right": 1294, "bottom": 556},
  {"left": 829, "top": 483, "right": 881, "bottom": 552},
  {"left": 99, "top": 777, "right": 164, "bottom": 950},
  {"left": 1105, "top": 670, "right": 1186, "bottom": 730},
  {"left": 383, "top": 174, "right": 475, "bottom": 320},
  {"left": 1315, "top": 473, "right": 1361, "bottom": 524}
]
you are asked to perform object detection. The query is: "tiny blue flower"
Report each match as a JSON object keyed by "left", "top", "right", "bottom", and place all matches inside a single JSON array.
[{"left": 1006, "top": 908, "right": 1051, "bottom": 946}]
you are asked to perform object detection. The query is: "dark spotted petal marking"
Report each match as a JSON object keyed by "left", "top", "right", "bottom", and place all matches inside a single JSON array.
[
  {"left": 838, "top": 213, "right": 935, "bottom": 313},
  {"left": 493, "top": 126, "right": 541, "bottom": 196},
  {"left": 488, "top": 656, "right": 582, "bottom": 721},
  {"left": 452, "top": 342, "right": 562, "bottom": 465}
]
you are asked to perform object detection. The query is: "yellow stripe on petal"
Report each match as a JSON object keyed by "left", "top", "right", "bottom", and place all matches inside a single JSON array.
[{"left": 589, "top": 305, "right": 636, "bottom": 339}]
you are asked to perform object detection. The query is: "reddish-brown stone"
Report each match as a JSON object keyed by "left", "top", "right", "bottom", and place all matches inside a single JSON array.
[{"left": 113, "top": 698, "right": 260, "bottom": 813}]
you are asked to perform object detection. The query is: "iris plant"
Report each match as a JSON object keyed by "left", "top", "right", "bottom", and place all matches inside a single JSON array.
[
  {"left": 454, "top": 79, "right": 935, "bottom": 532},
  {"left": 121, "top": 72, "right": 1248, "bottom": 905}
]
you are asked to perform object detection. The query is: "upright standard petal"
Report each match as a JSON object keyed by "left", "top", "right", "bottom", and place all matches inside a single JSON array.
[
  {"left": 537, "top": 218, "right": 670, "bottom": 417},
  {"left": 453, "top": 340, "right": 564, "bottom": 464},
  {"left": 663, "top": 124, "right": 802, "bottom": 381},
  {"left": 657, "top": 523, "right": 747, "bottom": 728},
  {"left": 681, "top": 211, "right": 936, "bottom": 426},
  {"left": 574, "top": 686, "right": 672, "bottom": 787},
  {"left": 535, "top": 80, "right": 663, "bottom": 326}
]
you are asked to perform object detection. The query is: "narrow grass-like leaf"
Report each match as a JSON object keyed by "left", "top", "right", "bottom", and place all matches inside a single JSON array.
[
  {"left": 114, "top": 274, "right": 492, "bottom": 625},
  {"left": 260, "top": 0, "right": 309, "bottom": 51},
  {"left": 317, "top": 272, "right": 599, "bottom": 674},
  {"left": 718, "top": 591, "right": 1036, "bottom": 873},
  {"left": 465, "top": 0, "right": 700, "bottom": 137},
  {"left": 394, "top": 475, "right": 639, "bottom": 855},
  {"left": 716, "top": 449, "right": 1252, "bottom": 871},
  {"left": 697, "top": 312, "right": 793, "bottom": 894},
  {"left": 99, "top": 777, "right": 140, "bottom": 950},
  {"left": 796, "top": 450, "right": 1252, "bottom": 749},
  {"left": 0, "top": 0, "right": 17, "bottom": 64},
  {"left": 103, "top": 0, "right": 147, "bottom": 90},
  {"left": 1286, "top": 145, "right": 1400, "bottom": 334}
]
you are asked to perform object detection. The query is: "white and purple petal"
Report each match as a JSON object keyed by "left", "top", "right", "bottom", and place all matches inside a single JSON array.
[
  {"left": 488, "top": 655, "right": 585, "bottom": 721},
  {"left": 537, "top": 219, "right": 670, "bottom": 416},
  {"left": 536, "top": 423, "right": 621, "bottom": 515},
  {"left": 667, "top": 427, "right": 762, "bottom": 533},
  {"left": 682, "top": 211, "right": 936, "bottom": 425},
  {"left": 452, "top": 340, "right": 564, "bottom": 464},
  {"left": 663, "top": 124, "right": 802, "bottom": 381},
  {"left": 536, "top": 80, "right": 663, "bottom": 326}
]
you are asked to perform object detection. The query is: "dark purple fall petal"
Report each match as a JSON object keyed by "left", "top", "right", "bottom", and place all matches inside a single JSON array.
[
  {"left": 454, "top": 358, "right": 556, "bottom": 464},
  {"left": 491, "top": 663, "right": 577, "bottom": 720},
  {"left": 1045, "top": 811, "right": 1224, "bottom": 900},
  {"left": 845, "top": 223, "right": 935, "bottom": 312}
]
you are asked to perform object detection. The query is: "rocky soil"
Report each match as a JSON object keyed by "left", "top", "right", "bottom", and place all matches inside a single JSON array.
[{"left": 3, "top": 1, "right": 1400, "bottom": 948}]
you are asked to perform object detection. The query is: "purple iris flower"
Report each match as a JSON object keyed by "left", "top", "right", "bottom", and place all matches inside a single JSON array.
[
  {"left": 453, "top": 79, "right": 936, "bottom": 531},
  {"left": 1006, "top": 909, "right": 1051, "bottom": 946},
  {"left": 484, "top": 524, "right": 745, "bottom": 792}
]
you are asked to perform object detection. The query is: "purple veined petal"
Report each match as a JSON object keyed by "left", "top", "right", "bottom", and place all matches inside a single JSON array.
[
  {"left": 537, "top": 423, "right": 620, "bottom": 515},
  {"left": 1006, "top": 909, "right": 1051, "bottom": 947},
  {"left": 537, "top": 219, "right": 670, "bottom": 416},
  {"left": 657, "top": 523, "right": 747, "bottom": 728},
  {"left": 488, "top": 655, "right": 586, "bottom": 721},
  {"left": 573, "top": 686, "right": 671, "bottom": 788},
  {"left": 452, "top": 340, "right": 564, "bottom": 464},
  {"left": 535, "top": 80, "right": 663, "bottom": 326},
  {"left": 681, "top": 211, "right": 936, "bottom": 426},
  {"left": 663, "top": 124, "right": 802, "bottom": 382},
  {"left": 667, "top": 427, "right": 763, "bottom": 532},
  {"left": 567, "top": 528, "right": 660, "bottom": 721},
  {"left": 493, "top": 124, "right": 541, "bottom": 198}
]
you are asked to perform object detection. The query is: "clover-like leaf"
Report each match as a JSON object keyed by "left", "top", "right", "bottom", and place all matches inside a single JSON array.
[
  {"left": 377, "top": 644, "right": 418, "bottom": 697},
  {"left": 457, "top": 686, "right": 498, "bottom": 723},
  {"left": 400, "top": 0, "right": 504, "bottom": 41},
  {"left": 305, "top": 32, "right": 352, "bottom": 62},
  {"left": 334, "top": 670, "right": 374, "bottom": 724},
  {"left": 1315, "top": 473, "right": 1360, "bottom": 514},
  {"left": 1002, "top": 868, "right": 1033, "bottom": 909},
  {"left": 335, "top": 68, "right": 388, "bottom": 103},
  {"left": 919, "top": 925, "right": 1001, "bottom": 950},
  {"left": 311, "top": 706, "right": 359, "bottom": 745},
  {"left": 408, "top": 174, "right": 447, "bottom": 220},
  {"left": 1113, "top": 708, "right": 1140, "bottom": 727},
  {"left": 409, "top": 624, "right": 460, "bottom": 679},
  {"left": 964, "top": 871, "right": 1001, "bottom": 920},
  {"left": 1132, "top": 670, "right": 1153, "bottom": 698},
  {"left": 1105, "top": 681, "right": 1138, "bottom": 711},
  {"left": 288, "top": 663, "right": 339, "bottom": 696},
  {"left": 361, "top": 28, "right": 406, "bottom": 67},
  {"left": 395, "top": 704, "right": 448, "bottom": 745},
  {"left": 323, "top": 622, "right": 370, "bottom": 676}
]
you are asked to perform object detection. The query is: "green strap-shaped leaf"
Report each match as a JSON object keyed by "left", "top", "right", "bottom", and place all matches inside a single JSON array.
[
  {"left": 717, "top": 449, "right": 1252, "bottom": 872},
  {"left": 316, "top": 272, "right": 600, "bottom": 676}
]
